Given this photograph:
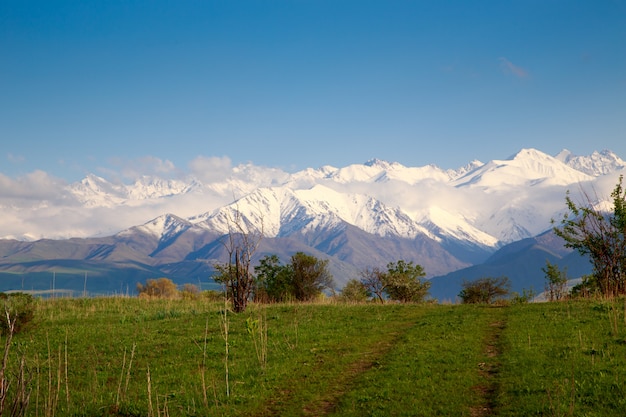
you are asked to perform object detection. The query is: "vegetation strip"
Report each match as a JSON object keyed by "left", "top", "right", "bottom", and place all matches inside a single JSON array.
[{"left": 471, "top": 307, "right": 507, "bottom": 416}]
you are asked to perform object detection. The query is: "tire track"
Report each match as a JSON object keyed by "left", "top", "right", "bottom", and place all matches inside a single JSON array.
[
  {"left": 255, "top": 317, "right": 419, "bottom": 417},
  {"left": 471, "top": 308, "right": 507, "bottom": 417}
]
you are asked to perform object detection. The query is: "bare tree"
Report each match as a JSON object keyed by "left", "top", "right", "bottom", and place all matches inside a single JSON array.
[
  {"left": 360, "top": 266, "right": 388, "bottom": 303},
  {"left": 214, "top": 205, "right": 263, "bottom": 313}
]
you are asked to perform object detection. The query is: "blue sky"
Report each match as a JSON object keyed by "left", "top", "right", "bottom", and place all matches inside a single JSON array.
[{"left": 1, "top": 0, "right": 625, "bottom": 182}]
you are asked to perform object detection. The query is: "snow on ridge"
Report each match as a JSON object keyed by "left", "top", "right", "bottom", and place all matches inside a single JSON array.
[
  {"left": 447, "top": 160, "right": 484, "bottom": 180},
  {"left": 127, "top": 176, "right": 194, "bottom": 200},
  {"left": 557, "top": 149, "right": 626, "bottom": 176},
  {"left": 119, "top": 213, "right": 191, "bottom": 240},
  {"left": 324, "top": 161, "right": 393, "bottom": 183},
  {"left": 5, "top": 147, "right": 625, "bottom": 251},
  {"left": 374, "top": 164, "right": 452, "bottom": 184},
  {"left": 194, "top": 187, "right": 292, "bottom": 237},
  {"left": 195, "top": 184, "right": 432, "bottom": 240},
  {"left": 420, "top": 207, "right": 499, "bottom": 248},
  {"left": 293, "top": 184, "right": 432, "bottom": 238},
  {"left": 70, "top": 174, "right": 126, "bottom": 207},
  {"left": 452, "top": 148, "right": 593, "bottom": 188}
]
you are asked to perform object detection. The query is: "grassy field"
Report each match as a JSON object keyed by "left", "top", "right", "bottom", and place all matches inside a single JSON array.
[{"left": 3, "top": 297, "right": 626, "bottom": 416}]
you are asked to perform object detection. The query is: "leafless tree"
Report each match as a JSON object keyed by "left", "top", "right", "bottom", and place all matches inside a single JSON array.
[
  {"left": 360, "top": 266, "right": 388, "bottom": 303},
  {"left": 214, "top": 205, "right": 263, "bottom": 313}
]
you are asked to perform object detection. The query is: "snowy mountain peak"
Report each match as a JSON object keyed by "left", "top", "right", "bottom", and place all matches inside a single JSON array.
[
  {"left": 507, "top": 148, "right": 550, "bottom": 161},
  {"left": 195, "top": 183, "right": 434, "bottom": 241},
  {"left": 3, "top": 147, "right": 625, "bottom": 256},
  {"left": 447, "top": 159, "right": 484, "bottom": 179},
  {"left": 363, "top": 158, "right": 398, "bottom": 169},
  {"left": 554, "top": 149, "right": 573, "bottom": 162},
  {"left": 120, "top": 213, "right": 192, "bottom": 240},
  {"left": 128, "top": 176, "right": 194, "bottom": 200},
  {"left": 70, "top": 174, "right": 125, "bottom": 207},
  {"left": 557, "top": 149, "right": 626, "bottom": 176},
  {"left": 364, "top": 158, "right": 384, "bottom": 166},
  {"left": 453, "top": 148, "right": 593, "bottom": 188}
]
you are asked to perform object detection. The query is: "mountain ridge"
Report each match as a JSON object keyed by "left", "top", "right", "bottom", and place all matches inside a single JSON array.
[{"left": 0, "top": 148, "right": 624, "bottom": 297}]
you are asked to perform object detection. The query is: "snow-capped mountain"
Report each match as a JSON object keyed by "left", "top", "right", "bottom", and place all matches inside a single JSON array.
[
  {"left": 556, "top": 149, "right": 626, "bottom": 176},
  {"left": 192, "top": 185, "right": 434, "bottom": 240},
  {"left": 7, "top": 147, "right": 624, "bottom": 247},
  {"left": 0, "top": 148, "right": 624, "bottom": 296},
  {"left": 452, "top": 148, "right": 594, "bottom": 188}
]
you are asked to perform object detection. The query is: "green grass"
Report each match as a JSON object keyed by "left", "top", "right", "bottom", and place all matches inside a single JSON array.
[
  {"left": 496, "top": 300, "right": 626, "bottom": 416},
  {"left": 330, "top": 305, "right": 504, "bottom": 416},
  {"left": 3, "top": 297, "right": 626, "bottom": 416}
]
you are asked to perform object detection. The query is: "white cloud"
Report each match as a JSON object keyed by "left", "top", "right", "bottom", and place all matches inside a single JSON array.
[
  {"left": 104, "top": 156, "right": 178, "bottom": 181},
  {"left": 188, "top": 155, "right": 233, "bottom": 183},
  {"left": 499, "top": 57, "right": 529, "bottom": 78},
  {"left": 0, "top": 170, "right": 68, "bottom": 201}
]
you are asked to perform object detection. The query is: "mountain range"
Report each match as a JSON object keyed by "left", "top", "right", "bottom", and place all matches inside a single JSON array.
[{"left": 0, "top": 148, "right": 624, "bottom": 300}]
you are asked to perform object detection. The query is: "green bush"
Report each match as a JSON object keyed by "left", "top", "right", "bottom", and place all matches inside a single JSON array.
[
  {"left": 340, "top": 279, "right": 370, "bottom": 302},
  {"left": 458, "top": 276, "right": 510, "bottom": 304},
  {"left": 0, "top": 292, "right": 36, "bottom": 335},
  {"left": 202, "top": 289, "right": 225, "bottom": 301}
]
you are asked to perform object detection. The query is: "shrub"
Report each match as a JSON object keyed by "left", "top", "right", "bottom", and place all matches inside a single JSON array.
[
  {"left": 136, "top": 278, "right": 179, "bottom": 299},
  {"left": 340, "top": 279, "right": 369, "bottom": 302},
  {"left": 202, "top": 290, "right": 224, "bottom": 301},
  {"left": 553, "top": 175, "right": 626, "bottom": 297},
  {"left": 180, "top": 283, "right": 201, "bottom": 300},
  {"left": 360, "top": 261, "right": 430, "bottom": 303},
  {"left": 458, "top": 277, "right": 511, "bottom": 304},
  {"left": 385, "top": 260, "right": 430, "bottom": 303},
  {"left": 0, "top": 292, "right": 36, "bottom": 335},
  {"left": 543, "top": 261, "right": 568, "bottom": 301},
  {"left": 510, "top": 288, "right": 536, "bottom": 304},
  {"left": 571, "top": 274, "right": 601, "bottom": 298}
]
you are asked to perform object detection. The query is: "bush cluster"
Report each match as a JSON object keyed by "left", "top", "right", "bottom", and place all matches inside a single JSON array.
[
  {"left": 359, "top": 260, "right": 430, "bottom": 304},
  {"left": 458, "top": 277, "right": 510, "bottom": 304},
  {"left": 252, "top": 252, "right": 334, "bottom": 303},
  {"left": 0, "top": 292, "right": 36, "bottom": 335}
]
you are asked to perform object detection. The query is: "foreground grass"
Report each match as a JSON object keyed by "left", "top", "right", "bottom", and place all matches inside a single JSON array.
[
  {"left": 496, "top": 300, "right": 626, "bottom": 416},
  {"left": 4, "top": 297, "right": 626, "bottom": 416},
  {"left": 330, "top": 305, "right": 504, "bottom": 416}
]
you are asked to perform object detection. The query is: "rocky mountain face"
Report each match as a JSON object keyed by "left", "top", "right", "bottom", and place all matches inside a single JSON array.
[{"left": 0, "top": 148, "right": 623, "bottom": 298}]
